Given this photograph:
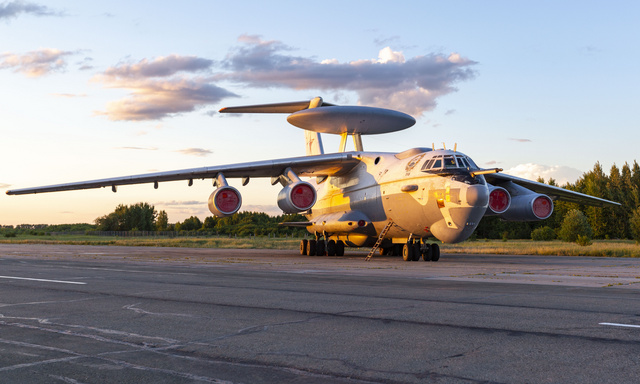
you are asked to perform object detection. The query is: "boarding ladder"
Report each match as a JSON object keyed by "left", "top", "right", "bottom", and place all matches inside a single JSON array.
[{"left": 365, "top": 221, "right": 394, "bottom": 261}]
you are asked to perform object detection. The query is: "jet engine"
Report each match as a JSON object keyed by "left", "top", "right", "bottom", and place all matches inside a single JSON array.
[
  {"left": 208, "top": 186, "right": 242, "bottom": 217},
  {"left": 277, "top": 181, "right": 316, "bottom": 213},
  {"left": 499, "top": 194, "right": 553, "bottom": 221},
  {"left": 485, "top": 185, "right": 511, "bottom": 215}
]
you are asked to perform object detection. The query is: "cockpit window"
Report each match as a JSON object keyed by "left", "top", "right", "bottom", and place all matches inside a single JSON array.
[
  {"left": 443, "top": 155, "right": 457, "bottom": 168},
  {"left": 421, "top": 153, "right": 479, "bottom": 171}
]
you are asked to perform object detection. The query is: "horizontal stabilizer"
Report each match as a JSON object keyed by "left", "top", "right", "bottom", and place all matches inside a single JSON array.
[{"left": 219, "top": 99, "right": 335, "bottom": 114}]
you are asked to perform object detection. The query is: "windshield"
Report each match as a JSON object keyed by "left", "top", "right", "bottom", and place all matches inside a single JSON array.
[
  {"left": 420, "top": 153, "right": 484, "bottom": 184},
  {"left": 421, "top": 154, "right": 479, "bottom": 171}
]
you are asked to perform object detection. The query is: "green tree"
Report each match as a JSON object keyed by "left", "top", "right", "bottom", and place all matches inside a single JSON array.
[
  {"left": 558, "top": 209, "right": 593, "bottom": 243},
  {"left": 156, "top": 210, "right": 169, "bottom": 231},
  {"left": 630, "top": 207, "right": 640, "bottom": 243},
  {"left": 94, "top": 203, "right": 157, "bottom": 231},
  {"left": 177, "top": 216, "right": 203, "bottom": 231}
]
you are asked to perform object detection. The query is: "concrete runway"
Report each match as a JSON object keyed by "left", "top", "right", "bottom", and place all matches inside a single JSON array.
[{"left": 0, "top": 244, "right": 639, "bottom": 383}]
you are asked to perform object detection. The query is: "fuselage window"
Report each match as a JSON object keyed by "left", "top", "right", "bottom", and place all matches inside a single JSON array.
[
  {"left": 433, "top": 159, "right": 442, "bottom": 168},
  {"left": 457, "top": 156, "right": 470, "bottom": 168}
]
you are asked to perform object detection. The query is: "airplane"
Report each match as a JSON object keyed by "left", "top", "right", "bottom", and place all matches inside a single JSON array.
[{"left": 6, "top": 97, "right": 619, "bottom": 261}]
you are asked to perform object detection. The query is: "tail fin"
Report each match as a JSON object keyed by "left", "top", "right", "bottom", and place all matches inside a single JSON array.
[{"left": 305, "top": 131, "right": 324, "bottom": 155}]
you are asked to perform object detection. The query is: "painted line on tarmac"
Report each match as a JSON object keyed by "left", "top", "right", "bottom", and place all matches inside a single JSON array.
[
  {"left": 599, "top": 322, "right": 640, "bottom": 329},
  {"left": 0, "top": 275, "right": 86, "bottom": 285}
]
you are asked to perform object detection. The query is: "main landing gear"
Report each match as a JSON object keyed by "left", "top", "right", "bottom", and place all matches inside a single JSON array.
[
  {"left": 300, "top": 238, "right": 345, "bottom": 256},
  {"left": 401, "top": 239, "right": 440, "bottom": 262}
]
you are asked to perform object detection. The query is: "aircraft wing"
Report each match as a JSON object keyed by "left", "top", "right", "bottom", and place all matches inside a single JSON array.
[
  {"left": 484, "top": 173, "right": 619, "bottom": 208},
  {"left": 6, "top": 153, "right": 360, "bottom": 195}
]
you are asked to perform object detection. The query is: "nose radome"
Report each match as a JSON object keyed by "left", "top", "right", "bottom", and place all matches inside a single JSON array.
[{"left": 465, "top": 185, "right": 489, "bottom": 207}]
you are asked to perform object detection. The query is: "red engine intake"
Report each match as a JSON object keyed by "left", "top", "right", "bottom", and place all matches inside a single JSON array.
[
  {"left": 277, "top": 181, "right": 316, "bottom": 213},
  {"left": 208, "top": 186, "right": 242, "bottom": 217},
  {"left": 486, "top": 186, "right": 511, "bottom": 215}
]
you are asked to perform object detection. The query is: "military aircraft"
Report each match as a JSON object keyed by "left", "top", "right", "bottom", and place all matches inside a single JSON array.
[{"left": 6, "top": 97, "right": 618, "bottom": 261}]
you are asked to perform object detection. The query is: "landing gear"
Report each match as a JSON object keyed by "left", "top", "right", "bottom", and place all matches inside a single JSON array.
[
  {"left": 401, "top": 240, "right": 441, "bottom": 262},
  {"left": 402, "top": 242, "right": 413, "bottom": 261},
  {"left": 316, "top": 240, "right": 325, "bottom": 256},
  {"left": 430, "top": 243, "right": 440, "bottom": 261},
  {"left": 326, "top": 240, "right": 336, "bottom": 256},
  {"left": 300, "top": 239, "right": 308, "bottom": 255},
  {"left": 307, "top": 239, "right": 317, "bottom": 256}
]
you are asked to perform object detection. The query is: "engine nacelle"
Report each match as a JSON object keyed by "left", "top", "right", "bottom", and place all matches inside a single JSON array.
[
  {"left": 498, "top": 194, "right": 553, "bottom": 221},
  {"left": 485, "top": 185, "right": 511, "bottom": 215},
  {"left": 208, "top": 186, "right": 242, "bottom": 217},
  {"left": 277, "top": 181, "right": 316, "bottom": 213}
]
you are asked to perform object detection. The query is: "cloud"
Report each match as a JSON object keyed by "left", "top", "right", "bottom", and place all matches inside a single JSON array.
[
  {"left": 175, "top": 148, "right": 212, "bottom": 157},
  {"left": 157, "top": 200, "right": 203, "bottom": 206},
  {"left": 115, "top": 146, "right": 158, "bottom": 151},
  {"left": 509, "top": 138, "right": 532, "bottom": 143},
  {"left": 0, "top": 183, "right": 11, "bottom": 189},
  {"left": 0, "top": 48, "right": 77, "bottom": 77},
  {"left": 219, "top": 35, "right": 477, "bottom": 116},
  {"left": 93, "top": 55, "right": 238, "bottom": 121},
  {"left": 0, "top": 1, "right": 62, "bottom": 21},
  {"left": 504, "top": 163, "right": 583, "bottom": 186},
  {"left": 51, "top": 93, "right": 87, "bottom": 98}
]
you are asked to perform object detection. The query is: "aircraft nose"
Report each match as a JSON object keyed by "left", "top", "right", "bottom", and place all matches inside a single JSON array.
[{"left": 465, "top": 184, "right": 489, "bottom": 208}]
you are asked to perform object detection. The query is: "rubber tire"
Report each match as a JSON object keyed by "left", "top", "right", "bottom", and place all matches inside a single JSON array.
[
  {"left": 336, "top": 240, "right": 345, "bottom": 256},
  {"left": 402, "top": 243, "right": 413, "bottom": 261},
  {"left": 422, "top": 244, "right": 432, "bottom": 261},
  {"left": 300, "top": 239, "right": 308, "bottom": 255},
  {"left": 430, "top": 243, "right": 440, "bottom": 262},
  {"left": 412, "top": 242, "right": 421, "bottom": 261},
  {"left": 307, "top": 240, "right": 317, "bottom": 256},
  {"left": 326, "top": 240, "right": 336, "bottom": 256},
  {"left": 316, "top": 240, "right": 326, "bottom": 256}
]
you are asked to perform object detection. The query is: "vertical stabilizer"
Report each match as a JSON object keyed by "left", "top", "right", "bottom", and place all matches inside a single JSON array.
[{"left": 305, "top": 131, "right": 324, "bottom": 155}]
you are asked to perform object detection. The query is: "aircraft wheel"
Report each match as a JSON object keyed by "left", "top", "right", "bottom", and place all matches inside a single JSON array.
[
  {"left": 326, "top": 240, "right": 336, "bottom": 256},
  {"left": 378, "top": 247, "right": 387, "bottom": 256},
  {"left": 422, "top": 244, "right": 432, "bottom": 261},
  {"left": 430, "top": 243, "right": 440, "bottom": 262},
  {"left": 300, "top": 239, "right": 308, "bottom": 255},
  {"left": 412, "top": 242, "right": 421, "bottom": 261},
  {"left": 307, "top": 240, "right": 317, "bottom": 256},
  {"left": 316, "top": 240, "right": 326, "bottom": 256},
  {"left": 402, "top": 243, "right": 413, "bottom": 261},
  {"left": 336, "top": 240, "right": 345, "bottom": 256}
]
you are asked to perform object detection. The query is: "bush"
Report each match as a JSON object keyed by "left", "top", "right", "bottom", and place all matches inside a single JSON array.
[
  {"left": 558, "top": 209, "right": 593, "bottom": 243},
  {"left": 576, "top": 235, "right": 592, "bottom": 246},
  {"left": 531, "top": 226, "right": 556, "bottom": 241}
]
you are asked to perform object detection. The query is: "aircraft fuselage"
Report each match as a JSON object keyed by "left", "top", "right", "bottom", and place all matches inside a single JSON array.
[{"left": 306, "top": 149, "right": 489, "bottom": 246}]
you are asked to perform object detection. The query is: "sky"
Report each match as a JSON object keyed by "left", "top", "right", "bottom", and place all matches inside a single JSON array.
[{"left": 1, "top": 0, "right": 638, "bottom": 226}]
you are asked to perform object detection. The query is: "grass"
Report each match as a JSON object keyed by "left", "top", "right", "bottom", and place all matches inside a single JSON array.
[
  {"left": 0, "top": 234, "right": 303, "bottom": 249},
  {"left": 443, "top": 239, "right": 640, "bottom": 258},
  {"left": 1, "top": 234, "right": 639, "bottom": 257}
]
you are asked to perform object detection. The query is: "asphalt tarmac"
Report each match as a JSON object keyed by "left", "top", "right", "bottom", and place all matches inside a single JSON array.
[{"left": 0, "top": 244, "right": 639, "bottom": 383}]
